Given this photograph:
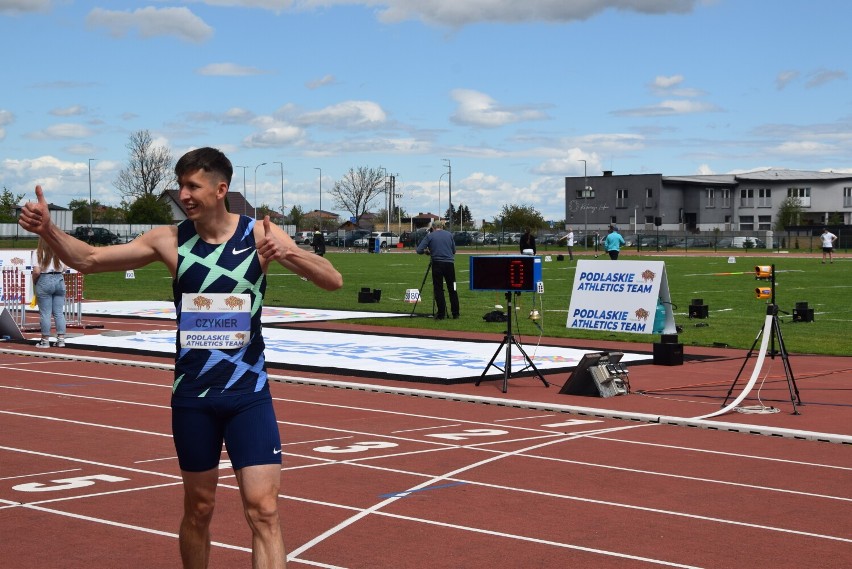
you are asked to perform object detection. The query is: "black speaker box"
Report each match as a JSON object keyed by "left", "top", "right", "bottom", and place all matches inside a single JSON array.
[
  {"left": 653, "top": 341, "right": 683, "bottom": 366},
  {"left": 654, "top": 217, "right": 662, "bottom": 226},
  {"left": 792, "top": 308, "right": 814, "bottom": 323},
  {"left": 688, "top": 305, "right": 709, "bottom": 319}
]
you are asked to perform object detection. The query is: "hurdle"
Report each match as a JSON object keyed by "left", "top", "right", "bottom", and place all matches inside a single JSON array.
[
  {"left": 2, "top": 267, "right": 27, "bottom": 329},
  {"left": 64, "top": 272, "right": 103, "bottom": 330}
]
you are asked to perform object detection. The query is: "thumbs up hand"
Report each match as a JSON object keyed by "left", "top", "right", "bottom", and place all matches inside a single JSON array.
[
  {"left": 256, "top": 215, "right": 291, "bottom": 262},
  {"left": 18, "top": 185, "right": 52, "bottom": 235}
]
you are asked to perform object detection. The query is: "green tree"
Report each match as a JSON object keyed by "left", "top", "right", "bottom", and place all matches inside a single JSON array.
[
  {"left": 499, "top": 203, "right": 546, "bottom": 232},
  {"left": 775, "top": 196, "right": 803, "bottom": 231},
  {"left": 68, "top": 198, "right": 108, "bottom": 224},
  {"left": 0, "top": 186, "right": 25, "bottom": 222},
  {"left": 125, "top": 194, "right": 173, "bottom": 224},
  {"left": 287, "top": 205, "right": 306, "bottom": 229}
]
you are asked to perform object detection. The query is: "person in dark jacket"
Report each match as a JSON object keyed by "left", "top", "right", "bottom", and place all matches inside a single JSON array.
[
  {"left": 312, "top": 226, "right": 326, "bottom": 256},
  {"left": 519, "top": 228, "right": 536, "bottom": 255},
  {"left": 416, "top": 223, "right": 460, "bottom": 320}
]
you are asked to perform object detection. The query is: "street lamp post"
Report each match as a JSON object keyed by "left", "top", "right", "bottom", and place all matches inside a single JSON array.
[
  {"left": 88, "top": 158, "right": 97, "bottom": 227},
  {"left": 438, "top": 172, "right": 448, "bottom": 223},
  {"left": 273, "top": 161, "right": 283, "bottom": 225},
  {"left": 314, "top": 167, "right": 322, "bottom": 228},
  {"left": 578, "top": 159, "right": 588, "bottom": 245},
  {"left": 253, "top": 162, "right": 267, "bottom": 218},
  {"left": 443, "top": 158, "right": 452, "bottom": 231},
  {"left": 234, "top": 166, "right": 248, "bottom": 215}
]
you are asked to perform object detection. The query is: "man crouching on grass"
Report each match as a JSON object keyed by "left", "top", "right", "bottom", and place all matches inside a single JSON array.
[{"left": 19, "top": 147, "right": 343, "bottom": 568}]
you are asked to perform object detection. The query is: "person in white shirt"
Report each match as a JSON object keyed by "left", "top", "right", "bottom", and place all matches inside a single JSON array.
[
  {"left": 820, "top": 228, "right": 838, "bottom": 264},
  {"left": 31, "top": 237, "right": 67, "bottom": 348}
]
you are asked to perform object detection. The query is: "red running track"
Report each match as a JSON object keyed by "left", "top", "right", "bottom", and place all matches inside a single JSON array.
[{"left": 1, "top": 344, "right": 850, "bottom": 569}]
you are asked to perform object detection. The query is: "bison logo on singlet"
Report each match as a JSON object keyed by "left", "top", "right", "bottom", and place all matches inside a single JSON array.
[
  {"left": 641, "top": 269, "right": 656, "bottom": 282},
  {"left": 635, "top": 307, "right": 650, "bottom": 321},
  {"left": 234, "top": 332, "right": 246, "bottom": 342},
  {"left": 193, "top": 295, "right": 213, "bottom": 310},
  {"left": 11, "top": 257, "right": 24, "bottom": 266},
  {"left": 224, "top": 295, "right": 245, "bottom": 310}
]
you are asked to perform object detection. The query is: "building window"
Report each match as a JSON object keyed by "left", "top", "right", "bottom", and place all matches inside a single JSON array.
[
  {"left": 645, "top": 215, "right": 655, "bottom": 225},
  {"left": 844, "top": 187, "right": 851, "bottom": 208},
  {"left": 758, "top": 188, "right": 772, "bottom": 207},
  {"left": 616, "top": 188, "right": 628, "bottom": 208},
  {"left": 706, "top": 188, "right": 716, "bottom": 208},
  {"left": 787, "top": 187, "right": 811, "bottom": 207},
  {"left": 721, "top": 189, "right": 731, "bottom": 208},
  {"left": 739, "top": 216, "right": 754, "bottom": 230},
  {"left": 645, "top": 188, "right": 653, "bottom": 208},
  {"left": 740, "top": 189, "right": 754, "bottom": 207},
  {"left": 577, "top": 185, "right": 595, "bottom": 199},
  {"left": 758, "top": 215, "right": 772, "bottom": 230}
]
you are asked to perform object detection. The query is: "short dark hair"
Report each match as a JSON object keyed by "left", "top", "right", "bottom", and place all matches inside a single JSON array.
[{"left": 175, "top": 147, "right": 233, "bottom": 185}]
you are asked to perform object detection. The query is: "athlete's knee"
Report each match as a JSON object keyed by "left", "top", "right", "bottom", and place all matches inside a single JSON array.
[{"left": 243, "top": 494, "right": 280, "bottom": 533}]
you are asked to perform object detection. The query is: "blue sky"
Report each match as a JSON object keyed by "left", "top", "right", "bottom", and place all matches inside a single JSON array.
[{"left": 2, "top": 0, "right": 850, "bottom": 225}]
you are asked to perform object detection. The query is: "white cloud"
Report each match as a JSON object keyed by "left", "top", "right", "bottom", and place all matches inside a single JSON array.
[
  {"left": 50, "top": 105, "right": 87, "bottom": 117},
  {"left": 197, "top": 62, "right": 269, "bottom": 76},
  {"left": 298, "top": 101, "right": 387, "bottom": 128},
  {"left": 86, "top": 7, "right": 214, "bottom": 43},
  {"left": 774, "top": 141, "right": 834, "bottom": 155},
  {"left": 776, "top": 70, "right": 798, "bottom": 90},
  {"left": 653, "top": 74, "right": 684, "bottom": 89},
  {"left": 0, "top": 0, "right": 51, "bottom": 14},
  {"left": 612, "top": 99, "right": 720, "bottom": 117},
  {"left": 370, "top": 0, "right": 699, "bottom": 27},
  {"left": 451, "top": 89, "right": 546, "bottom": 128},
  {"left": 27, "top": 123, "right": 94, "bottom": 140},
  {"left": 306, "top": 74, "right": 337, "bottom": 89},
  {"left": 244, "top": 125, "right": 305, "bottom": 147},
  {"left": 805, "top": 69, "right": 847, "bottom": 88}
]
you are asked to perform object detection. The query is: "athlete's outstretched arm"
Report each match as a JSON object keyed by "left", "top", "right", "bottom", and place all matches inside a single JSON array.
[
  {"left": 256, "top": 216, "right": 343, "bottom": 291},
  {"left": 19, "top": 185, "right": 178, "bottom": 275}
]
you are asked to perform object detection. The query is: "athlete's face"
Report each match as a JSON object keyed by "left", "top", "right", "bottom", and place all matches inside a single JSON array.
[{"left": 178, "top": 169, "right": 226, "bottom": 219}]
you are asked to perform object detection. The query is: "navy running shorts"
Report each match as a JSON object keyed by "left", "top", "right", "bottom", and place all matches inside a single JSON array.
[{"left": 171, "top": 389, "right": 282, "bottom": 472}]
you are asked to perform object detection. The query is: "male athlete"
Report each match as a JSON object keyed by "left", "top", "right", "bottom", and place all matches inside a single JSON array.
[{"left": 18, "top": 147, "right": 343, "bottom": 568}]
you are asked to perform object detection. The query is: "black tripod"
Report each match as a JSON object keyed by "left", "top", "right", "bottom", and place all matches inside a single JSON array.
[
  {"left": 722, "top": 265, "right": 801, "bottom": 414},
  {"left": 408, "top": 260, "right": 435, "bottom": 318},
  {"left": 476, "top": 291, "right": 549, "bottom": 393}
]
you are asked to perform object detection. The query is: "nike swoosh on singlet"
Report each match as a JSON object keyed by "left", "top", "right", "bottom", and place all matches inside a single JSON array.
[{"left": 232, "top": 246, "right": 253, "bottom": 255}]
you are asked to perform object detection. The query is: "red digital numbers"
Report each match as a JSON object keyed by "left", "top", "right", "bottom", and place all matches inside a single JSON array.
[{"left": 508, "top": 259, "right": 525, "bottom": 288}]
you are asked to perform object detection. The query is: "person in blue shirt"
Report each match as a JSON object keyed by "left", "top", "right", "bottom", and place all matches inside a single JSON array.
[
  {"left": 416, "top": 223, "right": 460, "bottom": 320},
  {"left": 603, "top": 225, "right": 626, "bottom": 260}
]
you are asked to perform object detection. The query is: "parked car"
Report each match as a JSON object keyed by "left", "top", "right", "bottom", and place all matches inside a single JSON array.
[
  {"left": 731, "top": 236, "right": 765, "bottom": 249},
  {"left": 401, "top": 228, "right": 430, "bottom": 247},
  {"left": 354, "top": 231, "right": 399, "bottom": 249},
  {"left": 68, "top": 226, "right": 121, "bottom": 245},
  {"left": 452, "top": 231, "right": 474, "bottom": 245},
  {"left": 672, "top": 237, "right": 712, "bottom": 248},
  {"left": 294, "top": 231, "right": 314, "bottom": 245},
  {"left": 326, "top": 229, "right": 370, "bottom": 247}
]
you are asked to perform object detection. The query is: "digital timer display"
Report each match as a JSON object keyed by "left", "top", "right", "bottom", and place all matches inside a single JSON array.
[{"left": 469, "top": 255, "right": 542, "bottom": 292}]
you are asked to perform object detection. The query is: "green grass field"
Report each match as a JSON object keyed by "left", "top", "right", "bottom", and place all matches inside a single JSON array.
[{"left": 74, "top": 248, "right": 850, "bottom": 356}]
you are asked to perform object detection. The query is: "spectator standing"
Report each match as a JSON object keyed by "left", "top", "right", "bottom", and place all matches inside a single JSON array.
[
  {"left": 603, "top": 225, "right": 626, "bottom": 260},
  {"left": 519, "top": 228, "right": 537, "bottom": 255},
  {"left": 566, "top": 228, "right": 574, "bottom": 261},
  {"left": 820, "top": 228, "right": 838, "bottom": 264},
  {"left": 31, "top": 237, "right": 67, "bottom": 348},
  {"left": 312, "top": 226, "right": 326, "bottom": 256}
]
